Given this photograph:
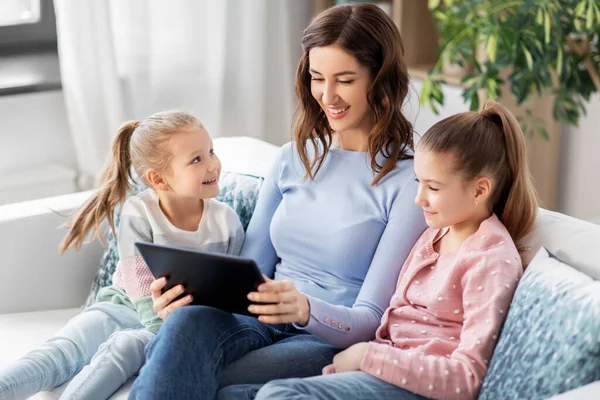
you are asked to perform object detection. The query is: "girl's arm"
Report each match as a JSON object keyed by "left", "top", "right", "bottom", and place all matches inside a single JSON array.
[
  {"left": 239, "top": 149, "right": 283, "bottom": 277},
  {"left": 360, "top": 245, "right": 522, "bottom": 400},
  {"left": 300, "top": 179, "right": 427, "bottom": 348},
  {"left": 224, "top": 206, "right": 245, "bottom": 256},
  {"left": 115, "top": 198, "right": 163, "bottom": 334}
]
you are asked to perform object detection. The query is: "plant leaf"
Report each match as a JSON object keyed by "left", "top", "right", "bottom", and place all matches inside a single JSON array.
[
  {"left": 521, "top": 44, "right": 533, "bottom": 71},
  {"left": 544, "top": 10, "right": 550, "bottom": 44},
  {"left": 428, "top": 0, "right": 441, "bottom": 10},
  {"left": 486, "top": 32, "right": 498, "bottom": 63},
  {"left": 575, "top": 1, "right": 586, "bottom": 18},
  {"left": 556, "top": 45, "right": 563, "bottom": 77}
]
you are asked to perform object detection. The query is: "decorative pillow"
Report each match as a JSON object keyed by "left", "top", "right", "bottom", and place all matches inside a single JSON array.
[
  {"left": 83, "top": 172, "right": 264, "bottom": 306},
  {"left": 478, "top": 247, "right": 600, "bottom": 400}
]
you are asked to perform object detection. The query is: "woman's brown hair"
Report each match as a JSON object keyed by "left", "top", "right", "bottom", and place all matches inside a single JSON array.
[
  {"left": 295, "top": 3, "right": 413, "bottom": 185},
  {"left": 59, "top": 111, "right": 203, "bottom": 254},
  {"left": 418, "top": 101, "right": 539, "bottom": 246}
]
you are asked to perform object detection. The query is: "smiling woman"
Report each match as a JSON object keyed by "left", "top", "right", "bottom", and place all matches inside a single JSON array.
[
  {"left": 129, "top": 4, "right": 428, "bottom": 400},
  {"left": 294, "top": 3, "right": 413, "bottom": 184}
]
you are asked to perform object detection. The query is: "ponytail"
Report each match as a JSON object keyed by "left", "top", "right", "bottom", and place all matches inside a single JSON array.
[
  {"left": 479, "top": 102, "right": 538, "bottom": 245},
  {"left": 419, "top": 101, "right": 538, "bottom": 250},
  {"left": 59, "top": 121, "right": 139, "bottom": 254}
]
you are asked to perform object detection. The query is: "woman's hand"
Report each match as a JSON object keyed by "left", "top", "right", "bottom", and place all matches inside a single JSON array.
[
  {"left": 322, "top": 342, "right": 369, "bottom": 375},
  {"left": 247, "top": 275, "right": 310, "bottom": 325},
  {"left": 150, "top": 277, "right": 193, "bottom": 320}
]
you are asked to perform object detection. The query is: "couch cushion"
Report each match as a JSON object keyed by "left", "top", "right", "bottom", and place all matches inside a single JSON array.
[
  {"left": 478, "top": 247, "right": 600, "bottom": 400},
  {"left": 84, "top": 171, "right": 265, "bottom": 306},
  {"left": 521, "top": 208, "right": 600, "bottom": 279}
]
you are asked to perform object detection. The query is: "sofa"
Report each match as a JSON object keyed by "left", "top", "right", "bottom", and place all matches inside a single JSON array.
[{"left": 0, "top": 136, "right": 598, "bottom": 400}]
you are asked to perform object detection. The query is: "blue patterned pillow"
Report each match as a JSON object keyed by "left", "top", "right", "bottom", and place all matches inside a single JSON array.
[
  {"left": 83, "top": 172, "right": 264, "bottom": 306},
  {"left": 479, "top": 248, "right": 600, "bottom": 400}
]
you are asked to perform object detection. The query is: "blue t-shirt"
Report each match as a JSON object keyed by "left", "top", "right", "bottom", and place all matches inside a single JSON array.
[{"left": 241, "top": 142, "right": 427, "bottom": 347}]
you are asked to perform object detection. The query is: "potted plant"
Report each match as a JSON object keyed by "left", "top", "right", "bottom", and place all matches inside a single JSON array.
[{"left": 422, "top": 0, "right": 600, "bottom": 138}]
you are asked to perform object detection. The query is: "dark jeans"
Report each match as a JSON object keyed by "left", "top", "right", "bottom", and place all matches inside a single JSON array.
[{"left": 128, "top": 305, "right": 340, "bottom": 400}]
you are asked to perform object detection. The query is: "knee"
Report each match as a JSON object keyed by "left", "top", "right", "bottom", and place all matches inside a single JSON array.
[
  {"left": 105, "top": 330, "right": 150, "bottom": 355},
  {"left": 161, "top": 305, "right": 233, "bottom": 338},
  {"left": 255, "top": 379, "right": 305, "bottom": 400},
  {"left": 217, "top": 384, "right": 262, "bottom": 400}
]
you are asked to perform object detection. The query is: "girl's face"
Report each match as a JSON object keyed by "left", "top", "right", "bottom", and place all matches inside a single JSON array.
[
  {"left": 162, "top": 126, "right": 221, "bottom": 200},
  {"left": 414, "top": 147, "right": 485, "bottom": 230},
  {"left": 309, "top": 45, "right": 373, "bottom": 138}
]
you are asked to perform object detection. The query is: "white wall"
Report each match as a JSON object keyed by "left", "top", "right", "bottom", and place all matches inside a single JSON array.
[
  {"left": 404, "top": 80, "right": 470, "bottom": 139},
  {"left": 0, "top": 90, "right": 76, "bottom": 174},
  {"left": 558, "top": 94, "right": 600, "bottom": 223},
  {"left": 0, "top": 90, "right": 78, "bottom": 203}
]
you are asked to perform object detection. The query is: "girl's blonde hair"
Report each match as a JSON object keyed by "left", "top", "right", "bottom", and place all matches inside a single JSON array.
[
  {"left": 59, "top": 111, "right": 203, "bottom": 254},
  {"left": 418, "top": 101, "right": 538, "bottom": 250}
]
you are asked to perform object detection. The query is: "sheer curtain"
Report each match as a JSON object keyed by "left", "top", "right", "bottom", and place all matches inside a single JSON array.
[{"left": 53, "top": 0, "right": 311, "bottom": 188}]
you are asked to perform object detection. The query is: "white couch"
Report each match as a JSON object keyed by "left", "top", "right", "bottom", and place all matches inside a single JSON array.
[{"left": 0, "top": 137, "right": 598, "bottom": 399}]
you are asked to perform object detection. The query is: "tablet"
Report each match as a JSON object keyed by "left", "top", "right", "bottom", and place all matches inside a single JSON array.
[{"left": 134, "top": 241, "right": 265, "bottom": 316}]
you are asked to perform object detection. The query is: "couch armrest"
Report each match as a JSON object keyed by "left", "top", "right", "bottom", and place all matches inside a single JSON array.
[
  {"left": 0, "top": 190, "right": 103, "bottom": 314},
  {"left": 547, "top": 381, "right": 600, "bottom": 399}
]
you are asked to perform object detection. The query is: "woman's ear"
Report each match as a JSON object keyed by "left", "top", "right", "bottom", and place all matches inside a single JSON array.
[
  {"left": 146, "top": 169, "right": 169, "bottom": 191},
  {"left": 473, "top": 176, "right": 492, "bottom": 207}
]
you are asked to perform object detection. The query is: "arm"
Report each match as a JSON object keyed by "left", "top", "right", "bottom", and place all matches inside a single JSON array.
[
  {"left": 239, "top": 149, "right": 283, "bottom": 277},
  {"left": 360, "top": 254, "right": 522, "bottom": 400},
  {"left": 225, "top": 206, "right": 245, "bottom": 256},
  {"left": 116, "top": 200, "right": 163, "bottom": 334},
  {"left": 302, "top": 179, "right": 427, "bottom": 348}
]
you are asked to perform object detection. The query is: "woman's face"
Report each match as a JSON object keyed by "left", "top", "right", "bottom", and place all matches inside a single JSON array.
[{"left": 309, "top": 45, "right": 373, "bottom": 138}]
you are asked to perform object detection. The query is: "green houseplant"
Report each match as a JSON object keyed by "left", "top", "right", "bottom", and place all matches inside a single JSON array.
[{"left": 422, "top": 0, "right": 600, "bottom": 137}]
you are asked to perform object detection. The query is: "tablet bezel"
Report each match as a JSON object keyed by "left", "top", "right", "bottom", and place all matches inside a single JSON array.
[{"left": 134, "top": 241, "right": 265, "bottom": 316}]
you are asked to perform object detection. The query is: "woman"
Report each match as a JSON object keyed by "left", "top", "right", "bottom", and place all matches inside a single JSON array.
[{"left": 129, "top": 4, "right": 427, "bottom": 399}]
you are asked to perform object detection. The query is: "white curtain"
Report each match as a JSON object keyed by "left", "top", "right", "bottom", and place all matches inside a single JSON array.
[{"left": 53, "top": 0, "right": 311, "bottom": 188}]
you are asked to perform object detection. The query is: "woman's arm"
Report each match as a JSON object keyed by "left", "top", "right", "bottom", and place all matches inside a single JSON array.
[
  {"left": 250, "top": 179, "right": 426, "bottom": 347},
  {"left": 299, "top": 179, "right": 427, "bottom": 348},
  {"left": 239, "top": 149, "right": 283, "bottom": 277}
]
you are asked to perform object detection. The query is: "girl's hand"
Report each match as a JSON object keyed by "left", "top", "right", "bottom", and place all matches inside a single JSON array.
[
  {"left": 247, "top": 275, "right": 310, "bottom": 325},
  {"left": 322, "top": 342, "right": 369, "bottom": 375},
  {"left": 150, "top": 277, "right": 193, "bottom": 320}
]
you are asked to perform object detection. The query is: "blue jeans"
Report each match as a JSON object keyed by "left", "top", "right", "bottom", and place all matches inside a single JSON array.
[
  {"left": 0, "top": 302, "right": 153, "bottom": 400},
  {"left": 244, "top": 371, "right": 430, "bottom": 400},
  {"left": 129, "top": 305, "right": 340, "bottom": 400}
]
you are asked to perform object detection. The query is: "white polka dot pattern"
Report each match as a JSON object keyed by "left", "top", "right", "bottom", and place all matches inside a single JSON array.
[
  {"left": 362, "top": 214, "right": 522, "bottom": 400},
  {"left": 113, "top": 256, "right": 155, "bottom": 302}
]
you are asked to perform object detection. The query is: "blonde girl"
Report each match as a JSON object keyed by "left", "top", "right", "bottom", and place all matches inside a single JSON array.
[{"left": 0, "top": 111, "right": 244, "bottom": 400}]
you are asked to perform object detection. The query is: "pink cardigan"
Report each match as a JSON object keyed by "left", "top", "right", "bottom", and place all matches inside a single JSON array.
[{"left": 360, "top": 214, "right": 522, "bottom": 400}]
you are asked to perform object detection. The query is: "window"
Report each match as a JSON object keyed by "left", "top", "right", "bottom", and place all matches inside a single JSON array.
[
  {"left": 0, "top": 0, "right": 56, "bottom": 54},
  {"left": 0, "top": 0, "right": 60, "bottom": 96},
  {"left": 0, "top": 0, "right": 41, "bottom": 27}
]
